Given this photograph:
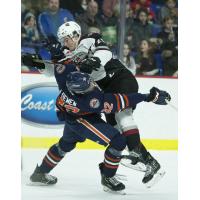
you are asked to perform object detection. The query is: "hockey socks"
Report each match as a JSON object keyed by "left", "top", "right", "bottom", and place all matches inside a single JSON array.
[
  {"left": 123, "top": 128, "right": 140, "bottom": 150},
  {"left": 123, "top": 128, "right": 149, "bottom": 160},
  {"left": 102, "top": 147, "right": 122, "bottom": 177},
  {"left": 39, "top": 143, "right": 65, "bottom": 173}
]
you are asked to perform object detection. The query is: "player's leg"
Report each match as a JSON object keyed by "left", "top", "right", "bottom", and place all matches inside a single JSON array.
[
  {"left": 99, "top": 69, "right": 148, "bottom": 156},
  {"left": 30, "top": 122, "right": 85, "bottom": 185},
  {"left": 74, "top": 116, "right": 127, "bottom": 192},
  {"left": 99, "top": 69, "right": 165, "bottom": 185},
  {"left": 114, "top": 106, "right": 165, "bottom": 187}
]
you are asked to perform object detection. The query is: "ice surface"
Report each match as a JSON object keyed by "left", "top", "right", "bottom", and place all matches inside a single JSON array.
[{"left": 22, "top": 149, "right": 177, "bottom": 200}]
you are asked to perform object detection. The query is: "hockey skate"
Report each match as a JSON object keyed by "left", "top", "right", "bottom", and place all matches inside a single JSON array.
[
  {"left": 99, "top": 163, "right": 126, "bottom": 195},
  {"left": 121, "top": 151, "right": 147, "bottom": 172},
  {"left": 142, "top": 153, "right": 165, "bottom": 188},
  {"left": 29, "top": 165, "right": 57, "bottom": 186}
]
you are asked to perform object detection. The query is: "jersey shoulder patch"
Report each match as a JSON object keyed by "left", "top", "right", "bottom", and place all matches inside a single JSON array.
[
  {"left": 55, "top": 64, "right": 66, "bottom": 74},
  {"left": 89, "top": 98, "right": 100, "bottom": 108}
]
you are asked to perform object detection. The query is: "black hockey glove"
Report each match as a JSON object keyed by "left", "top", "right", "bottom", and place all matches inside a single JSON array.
[
  {"left": 21, "top": 53, "right": 45, "bottom": 69},
  {"left": 145, "top": 87, "right": 171, "bottom": 105},
  {"left": 43, "top": 35, "right": 64, "bottom": 60},
  {"left": 79, "top": 57, "right": 101, "bottom": 73}
]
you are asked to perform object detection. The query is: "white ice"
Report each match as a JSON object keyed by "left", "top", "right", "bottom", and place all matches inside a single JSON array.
[{"left": 22, "top": 149, "right": 177, "bottom": 200}]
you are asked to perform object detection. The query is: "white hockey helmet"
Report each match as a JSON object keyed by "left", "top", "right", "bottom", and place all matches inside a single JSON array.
[{"left": 57, "top": 21, "right": 81, "bottom": 45}]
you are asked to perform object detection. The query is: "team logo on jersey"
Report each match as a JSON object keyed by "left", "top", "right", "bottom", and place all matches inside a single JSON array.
[
  {"left": 56, "top": 64, "right": 65, "bottom": 74},
  {"left": 89, "top": 98, "right": 100, "bottom": 108},
  {"left": 21, "top": 83, "right": 64, "bottom": 128}
]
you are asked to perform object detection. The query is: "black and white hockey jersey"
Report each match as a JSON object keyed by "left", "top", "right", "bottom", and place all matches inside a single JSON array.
[{"left": 67, "top": 33, "right": 126, "bottom": 81}]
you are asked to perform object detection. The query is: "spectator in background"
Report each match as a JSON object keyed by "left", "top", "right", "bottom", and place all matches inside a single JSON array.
[
  {"left": 60, "top": 0, "right": 87, "bottom": 18},
  {"left": 76, "top": 0, "right": 102, "bottom": 35},
  {"left": 22, "top": 0, "right": 36, "bottom": 21},
  {"left": 21, "top": 12, "right": 40, "bottom": 45},
  {"left": 100, "top": 0, "right": 119, "bottom": 47},
  {"left": 123, "top": 43, "right": 137, "bottom": 75},
  {"left": 22, "top": 0, "right": 44, "bottom": 22},
  {"left": 158, "top": 0, "right": 178, "bottom": 26},
  {"left": 88, "top": 26, "right": 101, "bottom": 34},
  {"left": 101, "top": 0, "right": 119, "bottom": 26},
  {"left": 124, "top": 2, "right": 135, "bottom": 50},
  {"left": 157, "top": 16, "right": 178, "bottom": 76},
  {"left": 151, "top": 0, "right": 166, "bottom": 6},
  {"left": 132, "top": 8, "right": 154, "bottom": 49},
  {"left": 135, "top": 40, "right": 159, "bottom": 76},
  {"left": 130, "top": 0, "right": 155, "bottom": 22},
  {"left": 102, "top": 0, "right": 118, "bottom": 19},
  {"left": 38, "top": 0, "right": 74, "bottom": 38}
]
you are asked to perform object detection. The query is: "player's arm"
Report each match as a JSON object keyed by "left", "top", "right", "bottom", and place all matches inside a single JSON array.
[
  {"left": 76, "top": 33, "right": 112, "bottom": 73},
  {"left": 82, "top": 87, "right": 171, "bottom": 114},
  {"left": 82, "top": 92, "right": 146, "bottom": 114},
  {"left": 99, "top": 93, "right": 148, "bottom": 113}
]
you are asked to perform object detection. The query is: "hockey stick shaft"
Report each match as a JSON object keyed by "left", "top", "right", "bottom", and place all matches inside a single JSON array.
[{"left": 33, "top": 58, "right": 54, "bottom": 64}]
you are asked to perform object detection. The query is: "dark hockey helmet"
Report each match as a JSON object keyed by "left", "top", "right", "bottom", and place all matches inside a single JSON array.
[{"left": 66, "top": 71, "right": 95, "bottom": 94}]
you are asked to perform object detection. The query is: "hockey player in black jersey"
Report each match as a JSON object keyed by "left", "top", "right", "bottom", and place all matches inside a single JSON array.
[{"left": 29, "top": 71, "right": 170, "bottom": 193}]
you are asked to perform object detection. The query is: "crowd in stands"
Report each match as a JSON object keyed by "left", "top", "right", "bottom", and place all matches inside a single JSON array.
[{"left": 21, "top": 0, "right": 178, "bottom": 77}]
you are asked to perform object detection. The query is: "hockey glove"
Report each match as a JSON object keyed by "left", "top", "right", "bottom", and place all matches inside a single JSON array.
[
  {"left": 145, "top": 87, "right": 171, "bottom": 105},
  {"left": 43, "top": 35, "right": 64, "bottom": 60},
  {"left": 21, "top": 53, "right": 45, "bottom": 69},
  {"left": 79, "top": 57, "right": 101, "bottom": 73}
]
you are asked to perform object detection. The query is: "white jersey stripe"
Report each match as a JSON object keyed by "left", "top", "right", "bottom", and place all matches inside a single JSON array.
[
  {"left": 104, "top": 159, "right": 120, "bottom": 166},
  {"left": 46, "top": 154, "right": 58, "bottom": 165},
  {"left": 118, "top": 94, "right": 125, "bottom": 109},
  {"left": 77, "top": 118, "right": 110, "bottom": 144}
]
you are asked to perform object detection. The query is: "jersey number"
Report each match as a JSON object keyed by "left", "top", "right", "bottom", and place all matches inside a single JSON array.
[
  {"left": 64, "top": 104, "right": 80, "bottom": 113},
  {"left": 102, "top": 102, "right": 113, "bottom": 114},
  {"left": 57, "top": 97, "right": 80, "bottom": 113}
]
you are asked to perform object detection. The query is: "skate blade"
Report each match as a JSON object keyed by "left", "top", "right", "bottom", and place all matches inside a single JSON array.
[
  {"left": 121, "top": 160, "right": 147, "bottom": 172},
  {"left": 26, "top": 181, "right": 55, "bottom": 186},
  {"left": 103, "top": 186, "right": 126, "bottom": 195},
  {"left": 145, "top": 169, "right": 166, "bottom": 188}
]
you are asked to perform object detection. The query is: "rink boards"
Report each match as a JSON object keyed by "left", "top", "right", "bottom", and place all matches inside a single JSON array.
[
  {"left": 21, "top": 73, "right": 178, "bottom": 150},
  {"left": 22, "top": 137, "right": 177, "bottom": 150}
]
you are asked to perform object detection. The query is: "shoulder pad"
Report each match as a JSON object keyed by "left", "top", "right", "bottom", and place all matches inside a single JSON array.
[
  {"left": 80, "top": 33, "right": 108, "bottom": 48},
  {"left": 81, "top": 33, "right": 102, "bottom": 40}
]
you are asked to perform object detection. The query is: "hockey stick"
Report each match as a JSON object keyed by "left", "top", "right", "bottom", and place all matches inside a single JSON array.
[
  {"left": 33, "top": 57, "right": 73, "bottom": 65},
  {"left": 166, "top": 100, "right": 178, "bottom": 111},
  {"left": 32, "top": 58, "right": 54, "bottom": 64},
  {"left": 22, "top": 52, "right": 73, "bottom": 68}
]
